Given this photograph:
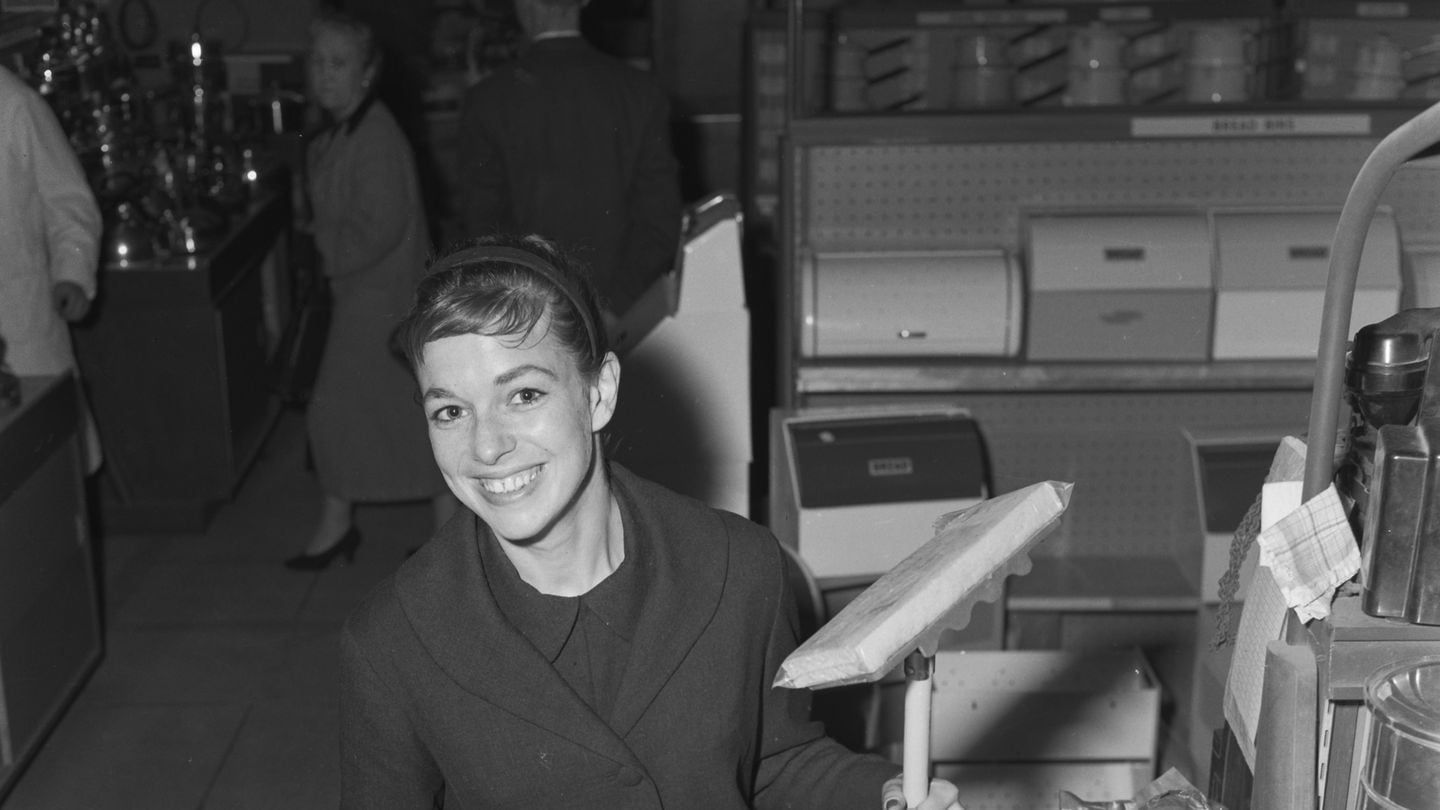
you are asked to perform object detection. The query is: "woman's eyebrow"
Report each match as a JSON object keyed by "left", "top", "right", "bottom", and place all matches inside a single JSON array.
[{"left": 495, "top": 364, "right": 558, "bottom": 387}]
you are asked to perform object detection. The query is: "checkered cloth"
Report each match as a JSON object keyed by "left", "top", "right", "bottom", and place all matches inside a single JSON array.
[{"left": 1255, "top": 483, "right": 1360, "bottom": 622}]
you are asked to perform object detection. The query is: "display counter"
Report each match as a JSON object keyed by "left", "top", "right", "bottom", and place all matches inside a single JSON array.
[
  {"left": 0, "top": 374, "right": 102, "bottom": 801},
  {"left": 73, "top": 188, "right": 292, "bottom": 531},
  {"left": 796, "top": 359, "right": 1318, "bottom": 396}
]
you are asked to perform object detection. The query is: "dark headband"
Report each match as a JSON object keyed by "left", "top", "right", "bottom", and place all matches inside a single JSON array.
[{"left": 429, "top": 245, "right": 600, "bottom": 358}]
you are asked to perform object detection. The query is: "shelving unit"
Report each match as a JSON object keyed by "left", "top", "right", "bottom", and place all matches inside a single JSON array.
[{"left": 763, "top": 2, "right": 1440, "bottom": 788}]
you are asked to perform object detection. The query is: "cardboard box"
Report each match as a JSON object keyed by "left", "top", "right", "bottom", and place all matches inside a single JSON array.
[
  {"left": 1026, "top": 213, "right": 1213, "bottom": 361},
  {"left": 1286, "top": 1, "right": 1440, "bottom": 101},
  {"left": 606, "top": 199, "right": 752, "bottom": 516},
  {"left": 875, "top": 649, "right": 1160, "bottom": 764},
  {"left": 769, "top": 406, "right": 987, "bottom": 581}
]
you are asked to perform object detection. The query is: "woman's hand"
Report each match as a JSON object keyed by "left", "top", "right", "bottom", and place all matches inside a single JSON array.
[
  {"left": 52, "top": 281, "right": 90, "bottom": 322},
  {"left": 881, "top": 776, "right": 963, "bottom": 809}
]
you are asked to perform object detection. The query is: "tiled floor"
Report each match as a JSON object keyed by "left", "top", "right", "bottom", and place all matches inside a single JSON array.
[{"left": 3, "top": 410, "right": 433, "bottom": 809}]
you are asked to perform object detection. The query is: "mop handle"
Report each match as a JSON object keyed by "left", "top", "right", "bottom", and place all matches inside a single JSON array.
[
  {"left": 902, "top": 651, "right": 933, "bottom": 808},
  {"left": 1305, "top": 100, "right": 1440, "bottom": 501}
]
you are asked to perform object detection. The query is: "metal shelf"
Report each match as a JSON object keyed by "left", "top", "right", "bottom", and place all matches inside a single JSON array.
[
  {"left": 796, "top": 359, "right": 1316, "bottom": 395},
  {"left": 786, "top": 103, "right": 1431, "bottom": 147}
]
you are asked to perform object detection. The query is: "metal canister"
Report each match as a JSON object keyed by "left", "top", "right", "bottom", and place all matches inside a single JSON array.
[{"left": 1344, "top": 320, "right": 1430, "bottom": 540}]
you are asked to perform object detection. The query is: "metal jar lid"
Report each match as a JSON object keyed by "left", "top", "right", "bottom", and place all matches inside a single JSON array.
[{"left": 1347, "top": 324, "right": 1431, "bottom": 396}]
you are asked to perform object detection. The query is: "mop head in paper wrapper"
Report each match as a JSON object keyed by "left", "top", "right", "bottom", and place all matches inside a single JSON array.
[
  {"left": 1060, "top": 767, "right": 1228, "bottom": 810},
  {"left": 774, "top": 480, "right": 1073, "bottom": 690}
]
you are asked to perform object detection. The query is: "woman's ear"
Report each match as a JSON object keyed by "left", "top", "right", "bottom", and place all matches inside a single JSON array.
[{"left": 589, "top": 352, "right": 621, "bottom": 432}]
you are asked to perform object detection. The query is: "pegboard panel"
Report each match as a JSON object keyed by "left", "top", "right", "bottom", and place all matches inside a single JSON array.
[
  {"left": 800, "top": 139, "right": 1440, "bottom": 251},
  {"left": 803, "top": 389, "right": 1313, "bottom": 560}
]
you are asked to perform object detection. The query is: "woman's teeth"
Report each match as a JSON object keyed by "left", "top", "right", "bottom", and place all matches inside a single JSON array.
[{"left": 481, "top": 467, "right": 539, "bottom": 494}]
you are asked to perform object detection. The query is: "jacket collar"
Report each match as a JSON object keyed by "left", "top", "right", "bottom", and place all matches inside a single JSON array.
[
  {"left": 395, "top": 463, "right": 729, "bottom": 758},
  {"left": 311, "top": 92, "right": 376, "bottom": 141}
]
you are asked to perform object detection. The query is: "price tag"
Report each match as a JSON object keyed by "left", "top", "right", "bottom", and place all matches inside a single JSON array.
[{"left": 1131, "top": 114, "right": 1373, "bottom": 138}]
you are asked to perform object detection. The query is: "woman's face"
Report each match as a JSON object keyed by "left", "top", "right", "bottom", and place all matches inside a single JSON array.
[
  {"left": 307, "top": 26, "right": 373, "bottom": 120},
  {"left": 417, "top": 321, "right": 619, "bottom": 548}
]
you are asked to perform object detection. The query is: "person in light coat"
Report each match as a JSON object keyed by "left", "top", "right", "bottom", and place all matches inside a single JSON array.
[{"left": 0, "top": 64, "right": 103, "bottom": 470}]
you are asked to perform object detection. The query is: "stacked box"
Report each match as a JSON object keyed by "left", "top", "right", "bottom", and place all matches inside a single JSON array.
[
  {"left": 1094, "top": 1, "right": 1285, "bottom": 105},
  {"left": 873, "top": 650, "right": 1161, "bottom": 806},
  {"left": 1121, "top": 17, "right": 1277, "bottom": 105},
  {"left": 829, "top": 26, "right": 935, "bottom": 112},
  {"left": 1286, "top": 0, "right": 1440, "bottom": 101},
  {"left": 834, "top": 5, "right": 1072, "bottom": 111},
  {"left": 829, "top": 2, "right": 1284, "bottom": 110}
]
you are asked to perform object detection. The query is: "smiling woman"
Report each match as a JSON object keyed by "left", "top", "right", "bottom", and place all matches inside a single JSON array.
[{"left": 338, "top": 233, "right": 963, "bottom": 809}]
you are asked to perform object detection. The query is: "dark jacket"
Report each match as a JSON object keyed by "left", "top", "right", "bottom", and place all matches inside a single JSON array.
[
  {"left": 339, "top": 465, "right": 897, "bottom": 808},
  {"left": 458, "top": 37, "right": 683, "bottom": 315}
]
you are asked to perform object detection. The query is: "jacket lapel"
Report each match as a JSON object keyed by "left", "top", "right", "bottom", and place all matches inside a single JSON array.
[
  {"left": 606, "top": 466, "right": 728, "bottom": 737},
  {"left": 396, "top": 511, "right": 640, "bottom": 767}
]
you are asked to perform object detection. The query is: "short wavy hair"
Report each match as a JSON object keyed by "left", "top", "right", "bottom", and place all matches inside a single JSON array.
[{"left": 396, "top": 234, "right": 608, "bottom": 379}]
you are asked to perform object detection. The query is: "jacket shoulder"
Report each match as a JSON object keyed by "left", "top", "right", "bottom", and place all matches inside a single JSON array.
[
  {"left": 342, "top": 572, "right": 407, "bottom": 647},
  {"left": 612, "top": 465, "right": 782, "bottom": 570}
]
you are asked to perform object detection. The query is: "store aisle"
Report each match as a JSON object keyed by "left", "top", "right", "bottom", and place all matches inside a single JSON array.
[{"left": 2, "top": 410, "right": 433, "bottom": 810}]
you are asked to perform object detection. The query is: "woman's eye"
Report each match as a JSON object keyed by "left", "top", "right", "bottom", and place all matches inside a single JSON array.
[
  {"left": 512, "top": 388, "right": 545, "bottom": 407},
  {"left": 430, "top": 404, "right": 465, "bottom": 424}
]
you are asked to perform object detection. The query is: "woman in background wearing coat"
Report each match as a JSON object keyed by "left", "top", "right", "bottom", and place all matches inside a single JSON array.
[
  {"left": 339, "top": 233, "right": 964, "bottom": 809},
  {"left": 285, "top": 8, "right": 454, "bottom": 570}
]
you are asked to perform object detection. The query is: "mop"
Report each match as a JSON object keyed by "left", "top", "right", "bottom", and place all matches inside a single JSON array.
[{"left": 775, "top": 480, "right": 1074, "bottom": 808}]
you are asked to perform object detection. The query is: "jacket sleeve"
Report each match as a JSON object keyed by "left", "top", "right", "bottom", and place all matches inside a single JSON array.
[
  {"left": 25, "top": 89, "right": 100, "bottom": 297},
  {"left": 614, "top": 86, "right": 682, "bottom": 313},
  {"left": 751, "top": 542, "right": 901, "bottom": 810},
  {"left": 339, "top": 615, "right": 444, "bottom": 809},
  {"left": 314, "top": 121, "right": 422, "bottom": 280}
]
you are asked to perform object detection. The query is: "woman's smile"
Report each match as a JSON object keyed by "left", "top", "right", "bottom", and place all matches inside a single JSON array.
[{"left": 478, "top": 465, "right": 542, "bottom": 497}]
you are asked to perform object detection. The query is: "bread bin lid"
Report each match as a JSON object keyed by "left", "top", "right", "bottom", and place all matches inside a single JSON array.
[
  {"left": 1213, "top": 207, "right": 1401, "bottom": 291},
  {"left": 1027, "top": 213, "right": 1212, "bottom": 292}
]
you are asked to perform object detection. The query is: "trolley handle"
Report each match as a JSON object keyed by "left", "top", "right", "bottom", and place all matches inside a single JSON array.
[{"left": 1307, "top": 100, "right": 1440, "bottom": 501}]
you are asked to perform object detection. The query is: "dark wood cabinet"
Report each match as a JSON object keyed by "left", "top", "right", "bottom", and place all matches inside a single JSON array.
[
  {"left": 73, "top": 191, "right": 292, "bottom": 531},
  {"left": 0, "top": 374, "right": 102, "bottom": 802}
]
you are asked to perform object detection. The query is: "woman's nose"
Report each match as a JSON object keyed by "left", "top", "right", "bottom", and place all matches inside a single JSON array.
[{"left": 469, "top": 418, "right": 515, "bottom": 465}]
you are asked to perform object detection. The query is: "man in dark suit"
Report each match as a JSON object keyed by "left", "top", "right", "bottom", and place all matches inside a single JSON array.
[{"left": 458, "top": 0, "right": 683, "bottom": 322}]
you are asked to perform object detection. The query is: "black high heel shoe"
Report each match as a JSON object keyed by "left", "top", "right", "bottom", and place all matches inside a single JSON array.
[{"left": 284, "top": 527, "right": 361, "bottom": 571}]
